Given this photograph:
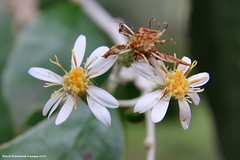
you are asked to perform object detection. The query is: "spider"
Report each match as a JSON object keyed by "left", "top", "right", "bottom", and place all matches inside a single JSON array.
[{"left": 103, "top": 19, "right": 190, "bottom": 68}]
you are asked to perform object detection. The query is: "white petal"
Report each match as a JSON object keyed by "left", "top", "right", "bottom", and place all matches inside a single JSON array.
[
  {"left": 87, "top": 96, "right": 111, "bottom": 126},
  {"left": 85, "top": 46, "right": 109, "bottom": 70},
  {"left": 151, "top": 96, "right": 171, "bottom": 123},
  {"left": 72, "top": 35, "right": 86, "bottom": 68},
  {"left": 55, "top": 96, "right": 74, "bottom": 125},
  {"left": 156, "top": 60, "right": 167, "bottom": 69},
  {"left": 134, "top": 90, "right": 163, "bottom": 113},
  {"left": 88, "top": 55, "right": 118, "bottom": 78},
  {"left": 177, "top": 56, "right": 191, "bottom": 74},
  {"left": 188, "top": 93, "right": 200, "bottom": 105},
  {"left": 132, "top": 62, "right": 164, "bottom": 84},
  {"left": 48, "top": 96, "right": 63, "bottom": 118},
  {"left": 86, "top": 86, "right": 119, "bottom": 108},
  {"left": 28, "top": 67, "right": 63, "bottom": 83},
  {"left": 132, "top": 62, "right": 154, "bottom": 80},
  {"left": 188, "top": 72, "right": 210, "bottom": 87},
  {"left": 155, "top": 60, "right": 167, "bottom": 73},
  {"left": 135, "top": 75, "right": 157, "bottom": 92},
  {"left": 42, "top": 93, "right": 61, "bottom": 116},
  {"left": 118, "top": 66, "right": 137, "bottom": 82},
  {"left": 178, "top": 99, "right": 191, "bottom": 130},
  {"left": 154, "top": 60, "right": 167, "bottom": 82}
]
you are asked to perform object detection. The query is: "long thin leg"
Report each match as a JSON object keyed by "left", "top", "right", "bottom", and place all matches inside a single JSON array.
[{"left": 154, "top": 51, "right": 190, "bottom": 66}]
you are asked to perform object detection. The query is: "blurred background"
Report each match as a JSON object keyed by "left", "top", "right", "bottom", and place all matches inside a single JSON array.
[{"left": 0, "top": 0, "right": 239, "bottom": 159}]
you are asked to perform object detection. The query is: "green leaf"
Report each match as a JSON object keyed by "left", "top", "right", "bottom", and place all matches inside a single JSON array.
[
  {"left": 39, "top": 0, "right": 68, "bottom": 10},
  {"left": 0, "top": 13, "right": 14, "bottom": 143},
  {"left": 0, "top": 104, "right": 123, "bottom": 160},
  {"left": 2, "top": 3, "right": 113, "bottom": 127}
]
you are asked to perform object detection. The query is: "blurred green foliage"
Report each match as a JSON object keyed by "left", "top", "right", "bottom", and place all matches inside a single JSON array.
[
  {"left": 0, "top": 105, "right": 123, "bottom": 160},
  {"left": 191, "top": 0, "right": 240, "bottom": 159},
  {"left": 0, "top": 13, "right": 14, "bottom": 144},
  {"left": 39, "top": 0, "right": 68, "bottom": 10}
]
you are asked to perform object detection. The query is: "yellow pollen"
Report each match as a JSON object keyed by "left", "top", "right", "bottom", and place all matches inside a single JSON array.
[
  {"left": 164, "top": 70, "right": 190, "bottom": 99},
  {"left": 63, "top": 68, "right": 89, "bottom": 96}
]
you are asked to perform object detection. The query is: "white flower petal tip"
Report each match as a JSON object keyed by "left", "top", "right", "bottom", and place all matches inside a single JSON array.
[
  {"left": 88, "top": 54, "right": 118, "bottom": 78},
  {"left": 178, "top": 99, "right": 191, "bottom": 130},
  {"left": 188, "top": 72, "right": 210, "bottom": 87},
  {"left": 177, "top": 56, "right": 191, "bottom": 74},
  {"left": 134, "top": 90, "right": 163, "bottom": 113},
  {"left": 151, "top": 96, "right": 170, "bottom": 123},
  {"left": 55, "top": 96, "right": 74, "bottom": 125},
  {"left": 72, "top": 35, "right": 86, "bottom": 68},
  {"left": 86, "top": 86, "right": 119, "bottom": 109},
  {"left": 42, "top": 93, "right": 61, "bottom": 116},
  {"left": 48, "top": 96, "right": 63, "bottom": 119},
  {"left": 87, "top": 96, "right": 111, "bottom": 127},
  {"left": 28, "top": 67, "right": 63, "bottom": 83},
  {"left": 181, "top": 56, "right": 191, "bottom": 64},
  {"left": 188, "top": 93, "right": 200, "bottom": 105},
  {"left": 181, "top": 121, "right": 190, "bottom": 130},
  {"left": 85, "top": 46, "right": 109, "bottom": 69}
]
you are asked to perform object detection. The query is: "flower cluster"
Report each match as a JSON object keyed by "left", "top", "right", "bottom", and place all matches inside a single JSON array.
[{"left": 29, "top": 29, "right": 209, "bottom": 129}]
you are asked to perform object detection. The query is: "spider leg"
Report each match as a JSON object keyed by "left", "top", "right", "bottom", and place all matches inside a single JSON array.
[
  {"left": 103, "top": 44, "right": 126, "bottom": 58},
  {"left": 154, "top": 51, "right": 190, "bottom": 66}
]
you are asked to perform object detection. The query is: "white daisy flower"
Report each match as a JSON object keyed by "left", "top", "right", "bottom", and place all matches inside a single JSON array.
[
  {"left": 28, "top": 35, "right": 119, "bottom": 126},
  {"left": 132, "top": 57, "right": 210, "bottom": 129}
]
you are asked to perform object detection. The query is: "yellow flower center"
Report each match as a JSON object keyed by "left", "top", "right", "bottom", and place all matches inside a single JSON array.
[
  {"left": 63, "top": 68, "right": 89, "bottom": 96},
  {"left": 164, "top": 70, "right": 190, "bottom": 99}
]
